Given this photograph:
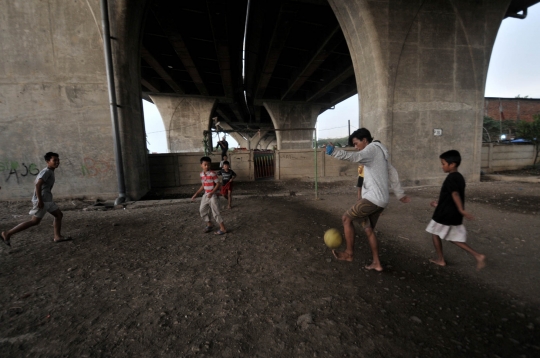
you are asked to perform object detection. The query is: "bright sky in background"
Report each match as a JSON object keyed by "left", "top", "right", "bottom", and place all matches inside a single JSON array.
[{"left": 144, "top": 5, "right": 540, "bottom": 153}]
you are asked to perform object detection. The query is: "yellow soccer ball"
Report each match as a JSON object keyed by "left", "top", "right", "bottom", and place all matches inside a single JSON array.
[{"left": 324, "top": 228, "right": 342, "bottom": 249}]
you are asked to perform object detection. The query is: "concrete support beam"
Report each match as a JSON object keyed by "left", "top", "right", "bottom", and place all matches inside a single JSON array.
[
  {"left": 263, "top": 102, "right": 321, "bottom": 150},
  {"left": 0, "top": 0, "right": 119, "bottom": 200},
  {"left": 259, "top": 136, "right": 277, "bottom": 150},
  {"left": 109, "top": 0, "right": 151, "bottom": 200},
  {"left": 328, "top": 0, "right": 511, "bottom": 185},
  {"left": 246, "top": 130, "right": 269, "bottom": 149},
  {"left": 150, "top": 95, "right": 217, "bottom": 153}
]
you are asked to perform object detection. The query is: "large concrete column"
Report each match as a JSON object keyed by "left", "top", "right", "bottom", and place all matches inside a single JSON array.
[
  {"left": 109, "top": 0, "right": 151, "bottom": 200},
  {"left": 329, "top": 0, "right": 510, "bottom": 185},
  {"left": 0, "top": 0, "right": 119, "bottom": 200},
  {"left": 150, "top": 95, "right": 217, "bottom": 153},
  {"left": 263, "top": 102, "right": 321, "bottom": 150}
]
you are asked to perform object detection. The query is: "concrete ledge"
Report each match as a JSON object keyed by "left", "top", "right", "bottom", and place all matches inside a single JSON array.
[{"left": 482, "top": 175, "right": 540, "bottom": 184}]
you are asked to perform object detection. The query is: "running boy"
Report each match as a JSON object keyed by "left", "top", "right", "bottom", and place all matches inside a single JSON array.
[
  {"left": 218, "top": 161, "right": 237, "bottom": 209},
  {"left": 191, "top": 156, "right": 227, "bottom": 235},
  {"left": 326, "top": 128, "right": 410, "bottom": 271},
  {"left": 426, "top": 150, "right": 486, "bottom": 270},
  {"left": 2, "top": 152, "right": 70, "bottom": 246}
]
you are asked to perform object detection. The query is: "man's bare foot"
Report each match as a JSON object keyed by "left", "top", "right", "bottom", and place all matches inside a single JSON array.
[
  {"left": 332, "top": 250, "right": 353, "bottom": 262},
  {"left": 54, "top": 236, "right": 72, "bottom": 243},
  {"left": 429, "top": 258, "right": 446, "bottom": 267},
  {"left": 476, "top": 255, "right": 486, "bottom": 270},
  {"left": 1, "top": 231, "right": 11, "bottom": 246},
  {"left": 364, "top": 262, "right": 383, "bottom": 271}
]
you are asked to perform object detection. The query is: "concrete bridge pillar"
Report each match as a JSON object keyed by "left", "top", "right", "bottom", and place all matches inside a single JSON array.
[
  {"left": 263, "top": 102, "right": 321, "bottom": 150},
  {"left": 0, "top": 0, "right": 138, "bottom": 200},
  {"left": 150, "top": 95, "right": 217, "bottom": 153},
  {"left": 258, "top": 135, "right": 277, "bottom": 150},
  {"left": 245, "top": 130, "right": 269, "bottom": 149},
  {"left": 329, "top": 0, "right": 510, "bottom": 185}
]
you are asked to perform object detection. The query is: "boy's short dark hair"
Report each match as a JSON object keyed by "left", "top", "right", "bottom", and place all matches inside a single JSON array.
[
  {"left": 440, "top": 150, "right": 461, "bottom": 167},
  {"left": 200, "top": 156, "right": 212, "bottom": 164},
  {"left": 348, "top": 128, "right": 373, "bottom": 146},
  {"left": 44, "top": 152, "right": 59, "bottom": 161},
  {"left": 222, "top": 161, "right": 230, "bottom": 166}
]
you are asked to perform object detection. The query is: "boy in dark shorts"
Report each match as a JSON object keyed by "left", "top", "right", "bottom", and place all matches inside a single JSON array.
[
  {"left": 191, "top": 156, "right": 227, "bottom": 235},
  {"left": 326, "top": 128, "right": 410, "bottom": 271},
  {"left": 218, "top": 161, "right": 236, "bottom": 209},
  {"left": 2, "top": 152, "right": 70, "bottom": 246},
  {"left": 426, "top": 150, "right": 486, "bottom": 270}
]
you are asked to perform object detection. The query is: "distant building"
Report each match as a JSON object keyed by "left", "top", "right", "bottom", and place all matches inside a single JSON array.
[{"left": 484, "top": 97, "right": 540, "bottom": 122}]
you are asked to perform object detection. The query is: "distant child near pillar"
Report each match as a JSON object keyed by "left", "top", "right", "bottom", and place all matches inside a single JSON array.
[
  {"left": 2, "top": 152, "right": 71, "bottom": 246},
  {"left": 218, "top": 161, "right": 237, "bottom": 209},
  {"left": 356, "top": 165, "right": 364, "bottom": 200},
  {"left": 426, "top": 150, "right": 486, "bottom": 270},
  {"left": 219, "top": 155, "right": 228, "bottom": 169},
  {"left": 191, "top": 156, "right": 227, "bottom": 235}
]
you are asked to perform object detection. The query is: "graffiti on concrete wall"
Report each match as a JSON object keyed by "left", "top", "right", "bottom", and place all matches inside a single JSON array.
[
  {"left": 1, "top": 157, "right": 115, "bottom": 184},
  {"left": 0, "top": 160, "right": 40, "bottom": 184}
]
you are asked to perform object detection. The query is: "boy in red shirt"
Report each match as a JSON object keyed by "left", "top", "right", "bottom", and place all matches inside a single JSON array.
[{"left": 191, "top": 156, "right": 227, "bottom": 235}]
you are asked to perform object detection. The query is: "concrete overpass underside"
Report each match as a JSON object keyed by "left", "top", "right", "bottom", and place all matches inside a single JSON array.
[{"left": 1, "top": 0, "right": 538, "bottom": 200}]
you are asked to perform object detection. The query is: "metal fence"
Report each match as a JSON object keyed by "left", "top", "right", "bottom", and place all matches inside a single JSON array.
[{"left": 254, "top": 151, "right": 274, "bottom": 180}]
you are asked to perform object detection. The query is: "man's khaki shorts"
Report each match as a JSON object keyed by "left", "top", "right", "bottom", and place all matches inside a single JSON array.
[
  {"left": 344, "top": 199, "right": 384, "bottom": 229},
  {"left": 29, "top": 202, "right": 59, "bottom": 219}
]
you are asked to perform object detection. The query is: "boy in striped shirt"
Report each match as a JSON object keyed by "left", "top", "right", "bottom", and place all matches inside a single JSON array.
[{"left": 191, "top": 156, "right": 227, "bottom": 235}]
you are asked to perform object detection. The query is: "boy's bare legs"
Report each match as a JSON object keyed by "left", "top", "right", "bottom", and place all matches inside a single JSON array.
[
  {"left": 430, "top": 234, "right": 446, "bottom": 266},
  {"left": 227, "top": 190, "right": 232, "bottom": 209},
  {"left": 51, "top": 209, "right": 69, "bottom": 242},
  {"left": 364, "top": 227, "right": 383, "bottom": 271},
  {"left": 2, "top": 217, "right": 42, "bottom": 245},
  {"left": 451, "top": 242, "right": 486, "bottom": 270},
  {"left": 332, "top": 214, "right": 355, "bottom": 261}
]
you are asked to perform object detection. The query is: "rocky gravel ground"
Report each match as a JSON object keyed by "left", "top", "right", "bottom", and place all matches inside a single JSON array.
[{"left": 1, "top": 179, "right": 539, "bottom": 357}]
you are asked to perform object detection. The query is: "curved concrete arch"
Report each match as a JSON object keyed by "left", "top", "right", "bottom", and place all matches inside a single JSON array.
[
  {"left": 327, "top": 0, "right": 511, "bottom": 185},
  {"left": 327, "top": 0, "right": 391, "bottom": 138}
]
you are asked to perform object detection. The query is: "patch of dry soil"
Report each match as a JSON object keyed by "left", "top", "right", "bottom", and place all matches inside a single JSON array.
[{"left": 1, "top": 180, "right": 539, "bottom": 357}]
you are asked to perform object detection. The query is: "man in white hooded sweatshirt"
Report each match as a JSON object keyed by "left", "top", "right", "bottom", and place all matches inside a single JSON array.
[{"left": 326, "top": 128, "right": 410, "bottom": 271}]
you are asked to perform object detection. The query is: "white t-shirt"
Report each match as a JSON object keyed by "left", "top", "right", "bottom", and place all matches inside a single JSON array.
[{"left": 32, "top": 167, "right": 55, "bottom": 202}]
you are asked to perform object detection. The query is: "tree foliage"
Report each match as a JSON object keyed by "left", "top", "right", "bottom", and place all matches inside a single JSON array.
[
  {"left": 516, "top": 114, "right": 540, "bottom": 166},
  {"left": 316, "top": 136, "right": 349, "bottom": 148},
  {"left": 483, "top": 116, "right": 518, "bottom": 142}
]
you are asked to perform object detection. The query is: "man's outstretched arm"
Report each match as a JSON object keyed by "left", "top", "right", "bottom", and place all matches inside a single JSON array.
[{"left": 326, "top": 144, "right": 370, "bottom": 164}]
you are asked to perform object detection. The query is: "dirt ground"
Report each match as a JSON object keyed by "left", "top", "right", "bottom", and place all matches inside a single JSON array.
[{"left": 1, "top": 179, "right": 540, "bottom": 357}]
